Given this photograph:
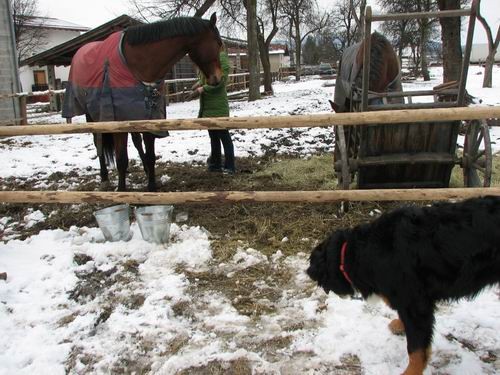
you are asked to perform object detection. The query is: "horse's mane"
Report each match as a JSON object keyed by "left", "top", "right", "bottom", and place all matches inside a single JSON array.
[
  {"left": 368, "top": 32, "right": 396, "bottom": 86},
  {"left": 125, "top": 17, "right": 221, "bottom": 46}
]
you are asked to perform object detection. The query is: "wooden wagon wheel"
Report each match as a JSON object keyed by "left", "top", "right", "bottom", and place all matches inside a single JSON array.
[
  {"left": 334, "top": 125, "right": 351, "bottom": 189},
  {"left": 462, "top": 119, "right": 492, "bottom": 187}
]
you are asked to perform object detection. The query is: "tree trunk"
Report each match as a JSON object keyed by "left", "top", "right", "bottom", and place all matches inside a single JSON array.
[
  {"left": 246, "top": 0, "right": 261, "bottom": 101},
  {"left": 194, "top": 0, "right": 217, "bottom": 17},
  {"left": 258, "top": 38, "right": 273, "bottom": 94},
  {"left": 477, "top": 9, "right": 500, "bottom": 88},
  {"left": 437, "top": 0, "right": 462, "bottom": 83},
  {"left": 420, "top": 22, "right": 430, "bottom": 81},
  {"left": 483, "top": 52, "right": 495, "bottom": 88},
  {"left": 294, "top": 22, "right": 301, "bottom": 81}
]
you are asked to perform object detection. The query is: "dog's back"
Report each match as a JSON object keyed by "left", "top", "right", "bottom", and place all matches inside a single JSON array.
[{"left": 363, "top": 196, "right": 500, "bottom": 301}]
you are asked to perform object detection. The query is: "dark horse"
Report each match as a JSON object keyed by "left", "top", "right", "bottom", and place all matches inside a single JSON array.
[
  {"left": 331, "top": 31, "right": 402, "bottom": 113},
  {"left": 62, "top": 14, "right": 223, "bottom": 191},
  {"left": 330, "top": 32, "right": 402, "bottom": 189}
]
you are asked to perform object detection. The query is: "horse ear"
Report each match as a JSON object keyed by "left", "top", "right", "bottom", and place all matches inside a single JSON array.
[
  {"left": 210, "top": 12, "right": 217, "bottom": 26},
  {"left": 329, "top": 100, "right": 340, "bottom": 113}
]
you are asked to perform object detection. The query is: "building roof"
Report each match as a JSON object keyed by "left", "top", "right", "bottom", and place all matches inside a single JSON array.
[
  {"left": 23, "top": 16, "right": 90, "bottom": 32},
  {"left": 20, "top": 15, "right": 141, "bottom": 67},
  {"left": 20, "top": 14, "right": 285, "bottom": 68}
]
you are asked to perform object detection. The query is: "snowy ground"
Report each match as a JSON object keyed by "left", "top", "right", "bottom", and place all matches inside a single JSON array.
[
  {"left": 0, "top": 66, "right": 499, "bottom": 374},
  {"left": 1, "top": 66, "right": 499, "bottom": 180}
]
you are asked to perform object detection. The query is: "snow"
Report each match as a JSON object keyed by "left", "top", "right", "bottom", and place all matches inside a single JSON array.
[{"left": 0, "top": 66, "right": 499, "bottom": 374}]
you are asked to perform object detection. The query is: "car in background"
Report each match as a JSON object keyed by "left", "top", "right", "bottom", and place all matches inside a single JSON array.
[{"left": 318, "top": 63, "right": 335, "bottom": 75}]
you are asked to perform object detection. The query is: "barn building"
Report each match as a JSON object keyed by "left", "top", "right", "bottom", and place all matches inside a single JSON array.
[{"left": 0, "top": 0, "right": 22, "bottom": 124}]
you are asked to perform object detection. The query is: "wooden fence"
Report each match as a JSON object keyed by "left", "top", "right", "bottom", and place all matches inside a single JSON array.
[
  {"left": 0, "top": 72, "right": 283, "bottom": 125},
  {"left": 0, "top": 106, "right": 498, "bottom": 137},
  {"left": 0, "top": 106, "right": 499, "bottom": 205}
]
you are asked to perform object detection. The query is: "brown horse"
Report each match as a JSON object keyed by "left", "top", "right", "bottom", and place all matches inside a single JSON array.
[
  {"left": 332, "top": 31, "right": 402, "bottom": 113},
  {"left": 63, "top": 14, "right": 223, "bottom": 191}
]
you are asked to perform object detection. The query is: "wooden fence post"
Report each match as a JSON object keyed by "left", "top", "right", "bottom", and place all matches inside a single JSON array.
[
  {"left": 165, "top": 83, "right": 170, "bottom": 107},
  {"left": 18, "top": 96, "right": 27, "bottom": 125}
]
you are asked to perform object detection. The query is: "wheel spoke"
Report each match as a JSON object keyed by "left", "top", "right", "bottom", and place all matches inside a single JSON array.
[
  {"left": 468, "top": 169, "right": 481, "bottom": 187},
  {"left": 471, "top": 162, "right": 486, "bottom": 173},
  {"left": 467, "top": 123, "right": 479, "bottom": 152},
  {"left": 473, "top": 149, "right": 486, "bottom": 161}
]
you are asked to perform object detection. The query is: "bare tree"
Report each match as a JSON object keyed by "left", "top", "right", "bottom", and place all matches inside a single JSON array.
[
  {"left": 11, "top": 0, "right": 47, "bottom": 63},
  {"left": 331, "top": 0, "right": 361, "bottom": 49},
  {"left": 280, "top": 0, "right": 330, "bottom": 80},
  {"left": 416, "top": 0, "right": 439, "bottom": 81},
  {"left": 222, "top": 0, "right": 281, "bottom": 94},
  {"left": 350, "top": 0, "right": 366, "bottom": 41},
  {"left": 256, "top": 0, "right": 281, "bottom": 94},
  {"left": 379, "top": 0, "right": 439, "bottom": 80},
  {"left": 246, "top": 0, "right": 261, "bottom": 100},
  {"left": 476, "top": 3, "right": 500, "bottom": 88},
  {"left": 437, "top": 0, "right": 463, "bottom": 82},
  {"left": 128, "top": 0, "right": 216, "bottom": 19}
]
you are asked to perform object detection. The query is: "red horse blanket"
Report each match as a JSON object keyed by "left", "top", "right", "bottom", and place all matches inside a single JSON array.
[{"left": 62, "top": 31, "right": 166, "bottom": 122}]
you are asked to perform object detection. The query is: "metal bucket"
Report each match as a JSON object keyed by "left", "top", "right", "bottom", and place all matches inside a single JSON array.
[
  {"left": 135, "top": 205, "right": 174, "bottom": 244},
  {"left": 94, "top": 204, "right": 131, "bottom": 242}
]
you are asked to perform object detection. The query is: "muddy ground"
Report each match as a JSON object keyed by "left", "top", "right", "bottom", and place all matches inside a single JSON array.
[{"left": 0, "top": 152, "right": 498, "bottom": 374}]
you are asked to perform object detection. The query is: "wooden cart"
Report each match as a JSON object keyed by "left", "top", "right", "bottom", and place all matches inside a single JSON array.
[{"left": 334, "top": 0, "right": 492, "bottom": 190}]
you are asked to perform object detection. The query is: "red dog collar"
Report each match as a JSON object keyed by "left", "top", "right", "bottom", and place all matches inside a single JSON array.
[{"left": 340, "top": 242, "right": 353, "bottom": 285}]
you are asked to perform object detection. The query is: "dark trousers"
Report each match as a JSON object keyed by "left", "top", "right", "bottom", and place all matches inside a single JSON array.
[{"left": 208, "top": 129, "right": 235, "bottom": 170}]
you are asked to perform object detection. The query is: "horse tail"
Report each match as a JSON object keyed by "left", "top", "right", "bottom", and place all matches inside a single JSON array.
[{"left": 102, "top": 133, "right": 115, "bottom": 167}]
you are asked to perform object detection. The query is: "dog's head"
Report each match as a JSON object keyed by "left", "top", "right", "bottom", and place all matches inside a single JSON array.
[{"left": 307, "top": 230, "right": 355, "bottom": 297}]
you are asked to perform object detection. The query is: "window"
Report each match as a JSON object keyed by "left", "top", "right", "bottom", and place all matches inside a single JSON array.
[{"left": 33, "top": 70, "right": 48, "bottom": 91}]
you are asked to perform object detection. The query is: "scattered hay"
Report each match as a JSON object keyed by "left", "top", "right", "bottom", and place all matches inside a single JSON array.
[
  {"left": 177, "top": 357, "right": 252, "bottom": 375},
  {"left": 182, "top": 260, "right": 293, "bottom": 318}
]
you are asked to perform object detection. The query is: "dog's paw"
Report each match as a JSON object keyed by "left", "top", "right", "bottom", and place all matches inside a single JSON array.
[{"left": 389, "top": 318, "right": 406, "bottom": 335}]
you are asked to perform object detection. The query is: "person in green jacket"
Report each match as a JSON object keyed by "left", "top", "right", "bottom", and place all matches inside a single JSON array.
[{"left": 193, "top": 48, "right": 235, "bottom": 173}]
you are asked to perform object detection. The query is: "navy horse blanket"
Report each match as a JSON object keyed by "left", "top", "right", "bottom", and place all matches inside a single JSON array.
[{"left": 62, "top": 31, "right": 166, "bottom": 124}]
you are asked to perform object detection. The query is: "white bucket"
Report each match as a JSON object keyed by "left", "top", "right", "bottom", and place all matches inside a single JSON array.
[
  {"left": 135, "top": 205, "right": 174, "bottom": 244},
  {"left": 94, "top": 204, "right": 131, "bottom": 242}
]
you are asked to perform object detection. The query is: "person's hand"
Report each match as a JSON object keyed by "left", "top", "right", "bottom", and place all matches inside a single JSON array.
[
  {"left": 191, "top": 82, "right": 201, "bottom": 90},
  {"left": 188, "top": 86, "right": 203, "bottom": 99}
]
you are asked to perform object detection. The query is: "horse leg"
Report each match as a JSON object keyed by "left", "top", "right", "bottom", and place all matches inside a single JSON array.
[
  {"left": 93, "top": 134, "right": 110, "bottom": 186},
  {"left": 113, "top": 133, "right": 129, "bottom": 191},
  {"left": 86, "top": 114, "right": 110, "bottom": 190},
  {"left": 142, "top": 132, "right": 157, "bottom": 192},
  {"left": 131, "top": 133, "right": 148, "bottom": 174}
]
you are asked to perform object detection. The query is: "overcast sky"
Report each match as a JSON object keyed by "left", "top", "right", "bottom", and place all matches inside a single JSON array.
[{"left": 37, "top": 0, "right": 498, "bottom": 44}]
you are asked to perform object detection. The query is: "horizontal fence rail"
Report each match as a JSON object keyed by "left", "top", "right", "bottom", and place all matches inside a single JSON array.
[
  {"left": 0, "top": 106, "right": 499, "bottom": 137},
  {"left": 371, "top": 9, "right": 471, "bottom": 22},
  {"left": 0, "top": 188, "right": 499, "bottom": 205}
]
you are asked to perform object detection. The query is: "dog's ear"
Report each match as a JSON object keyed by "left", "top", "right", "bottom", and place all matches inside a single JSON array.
[
  {"left": 307, "top": 230, "right": 354, "bottom": 296},
  {"left": 307, "top": 239, "right": 329, "bottom": 284}
]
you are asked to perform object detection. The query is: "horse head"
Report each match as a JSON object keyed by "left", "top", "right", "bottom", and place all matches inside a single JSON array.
[{"left": 188, "top": 13, "right": 223, "bottom": 86}]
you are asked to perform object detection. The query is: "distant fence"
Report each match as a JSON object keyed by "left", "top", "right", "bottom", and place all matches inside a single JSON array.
[{"left": 0, "top": 71, "right": 284, "bottom": 125}]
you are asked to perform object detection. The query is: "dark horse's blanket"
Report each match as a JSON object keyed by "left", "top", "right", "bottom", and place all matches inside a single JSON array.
[
  {"left": 333, "top": 41, "right": 402, "bottom": 112},
  {"left": 333, "top": 42, "right": 361, "bottom": 113},
  {"left": 62, "top": 31, "right": 166, "bottom": 124}
]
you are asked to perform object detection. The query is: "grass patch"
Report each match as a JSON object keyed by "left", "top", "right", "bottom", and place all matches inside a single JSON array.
[
  {"left": 248, "top": 154, "right": 337, "bottom": 190},
  {"left": 450, "top": 153, "right": 500, "bottom": 188}
]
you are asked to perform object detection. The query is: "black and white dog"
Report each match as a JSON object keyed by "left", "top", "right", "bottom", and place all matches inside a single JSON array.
[{"left": 307, "top": 196, "right": 500, "bottom": 375}]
